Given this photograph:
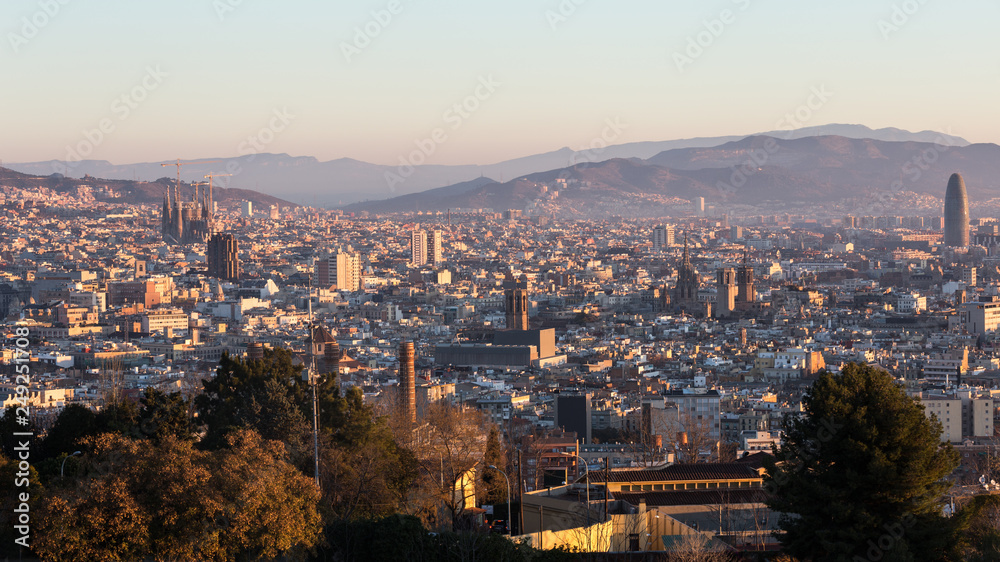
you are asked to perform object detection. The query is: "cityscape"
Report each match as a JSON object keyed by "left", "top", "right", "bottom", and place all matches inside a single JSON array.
[{"left": 4, "top": 1, "right": 1000, "bottom": 561}]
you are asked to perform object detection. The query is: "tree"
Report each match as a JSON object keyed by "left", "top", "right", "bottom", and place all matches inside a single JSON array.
[
  {"left": 34, "top": 430, "right": 322, "bottom": 562},
  {"left": 481, "top": 427, "right": 508, "bottom": 506},
  {"left": 412, "top": 402, "right": 491, "bottom": 530},
  {"left": 954, "top": 494, "right": 1000, "bottom": 561},
  {"left": 40, "top": 403, "right": 96, "bottom": 459},
  {"left": 136, "top": 388, "right": 195, "bottom": 442},
  {"left": 322, "top": 387, "right": 419, "bottom": 522},
  {"left": 197, "top": 348, "right": 315, "bottom": 449},
  {"left": 765, "top": 363, "right": 960, "bottom": 561}
]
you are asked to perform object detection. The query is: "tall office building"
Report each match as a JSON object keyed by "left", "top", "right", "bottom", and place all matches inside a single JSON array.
[
  {"left": 428, "top": 228, "right": 443, "bottom": 265},
  {"left": 652, "top": 225, "right": 674, "bottom": 250},
  {"left": 695, "top": 197, "right": 705, "bottom": 216},
  {"left": 398, "top": 341, "right": 416, "bottom": 426},
  {"left": 410, "top": 228, "right": 443, "bottom": 266},
  {"left": 944, "top": 173, "right": 970, "bottom": 247},
  {"left": 207, "top": 233, "right": 240, "bottom": 281},
  {"left": 314, "top": 251, "right": 361, "bottom": 291},
  {"left": 240, "top": 201, "right": 253, "bottom": 218},
  {"left": 411, "top": 229, "right": 428, "bottom": 266},
  {"left": 715, "top": 267, "right": 736, "bottom": 318},
  {"left": 504, "top": 274, "right": 529, "bottom": 331}
]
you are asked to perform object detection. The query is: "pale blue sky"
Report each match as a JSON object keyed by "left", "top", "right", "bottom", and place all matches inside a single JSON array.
[{"left": 2, "top": 0, "right": 997, "bottom": 166}]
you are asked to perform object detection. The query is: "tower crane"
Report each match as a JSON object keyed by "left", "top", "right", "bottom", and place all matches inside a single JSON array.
[
  {"left": 203, "top": 172, "right": 232, "bottom": 211},
  {"left": 160, "top": 159, "right": 221, "bottom": 204}
]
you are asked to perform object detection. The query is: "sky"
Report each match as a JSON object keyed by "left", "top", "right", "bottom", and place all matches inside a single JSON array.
[{"left": 2, "top": 0, "right": 998, "bottom": 167}]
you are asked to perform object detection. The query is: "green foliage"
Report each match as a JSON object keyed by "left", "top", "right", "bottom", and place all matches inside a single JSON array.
[
  {"left": 40, "top": 404, "right": 94, "bottom": 459},
  {"left": 481, "top": 427, "right": 508, "bottom": 505},
  {"left": 765, "top": 363, "right": 960, "bottom": 561},
  {"left": 198, "top": 348, "right": 329, "bottom": 449},
  {"left": 322, "top": 386, "right": 419, "bottom": 521},
  {"left": 41, "top": 392, "right": 193, "bottom": 463},
  {"left": 136, "top": 388, "right": 195, "bottom": 442},
  {"left": 952, "top": 494, "right": 1000, "bottom": 561}
]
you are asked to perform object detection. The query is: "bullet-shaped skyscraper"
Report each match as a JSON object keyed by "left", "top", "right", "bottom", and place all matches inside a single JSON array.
[{"left": 944, "top": 173, "right": 969, "bottom": 247}]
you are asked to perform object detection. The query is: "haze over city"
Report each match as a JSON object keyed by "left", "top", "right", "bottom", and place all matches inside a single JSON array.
[{"left": 3, "top": 0, "right": 998, "bottom": 167}]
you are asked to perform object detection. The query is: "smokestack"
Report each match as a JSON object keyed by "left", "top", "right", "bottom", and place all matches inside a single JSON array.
[
  {"left": 325, "top": 340, "right": 341, "bottom": 375},
  {"left": 399, "top": 341, "right": 416, "bottom": 425}
]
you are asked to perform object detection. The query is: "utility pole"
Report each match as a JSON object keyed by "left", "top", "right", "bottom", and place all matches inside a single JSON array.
[
  {"left": 518, "top": 448, "right": 524, "bottom": 536},
  {"left": 303, "top": 276, "right": 320, "bottom": 489}
]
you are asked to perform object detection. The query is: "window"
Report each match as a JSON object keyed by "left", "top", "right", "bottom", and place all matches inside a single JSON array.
[{"left": 628, "top": 534, "right": 640, "bottom": 551}]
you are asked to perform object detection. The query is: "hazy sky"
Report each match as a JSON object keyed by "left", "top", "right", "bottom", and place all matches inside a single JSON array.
[{"left": 3, "top": 0, "right": 997, "bottom": 166}]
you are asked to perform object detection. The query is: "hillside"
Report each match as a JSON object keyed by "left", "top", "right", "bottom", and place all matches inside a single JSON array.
[
  {"left": 0, "top": 167, "right": 292, "bottom": 208},
  {"left": 344, "top": 135, "right": 1000, "bottom": 217}
]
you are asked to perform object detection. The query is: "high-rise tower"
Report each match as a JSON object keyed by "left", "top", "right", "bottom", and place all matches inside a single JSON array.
[
  {"left": 944, "top": 173, "right": 969, "bottom": 247},
  {"left": 398, "top": 341, "right": 416, "bottom": 426},
  {"left": 411, "top": 229, "right": 428, "bottom": 266},
  {"left": 207, "top": 233, "right": 240, "bottom": 281}
]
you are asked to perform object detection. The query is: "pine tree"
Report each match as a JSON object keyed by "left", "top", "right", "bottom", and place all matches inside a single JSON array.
[
  {"left": 481, "top": 427, "right": 507, "bottom": 506},
  {"left": 765, "top": 363, "right": 960, "bottom": 561}
]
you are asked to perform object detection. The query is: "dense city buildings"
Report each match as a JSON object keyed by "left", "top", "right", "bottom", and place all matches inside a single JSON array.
[{"left": 3, "top": 165, "right": 999, "bottom": 556}]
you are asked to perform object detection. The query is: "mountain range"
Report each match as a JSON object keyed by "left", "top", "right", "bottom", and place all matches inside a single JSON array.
[
  {"left": 5, "top": 124, "right": 969, "bottom": 208},
  {"left": 345, "top": 134, "right": 1000, "bottom": 218}
]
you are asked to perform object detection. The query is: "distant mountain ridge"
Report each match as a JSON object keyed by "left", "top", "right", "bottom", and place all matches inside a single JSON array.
[
  {"left": 6, "top": 124, "right": 968, "bottom": 207},
  {"left": 0, "top": 166, "right": 292, "bottom": 208},
  {"left": 345, "top": 135, "right": 1000, "bottom": 217}
]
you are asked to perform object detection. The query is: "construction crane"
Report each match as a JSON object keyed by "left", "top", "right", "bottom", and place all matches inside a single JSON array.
[
  {"left": 203, "top": 173, "right": 232, "bottom": 211},
  {"left": 160, "top": 159, "right": 221, "bottom": 203}
]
